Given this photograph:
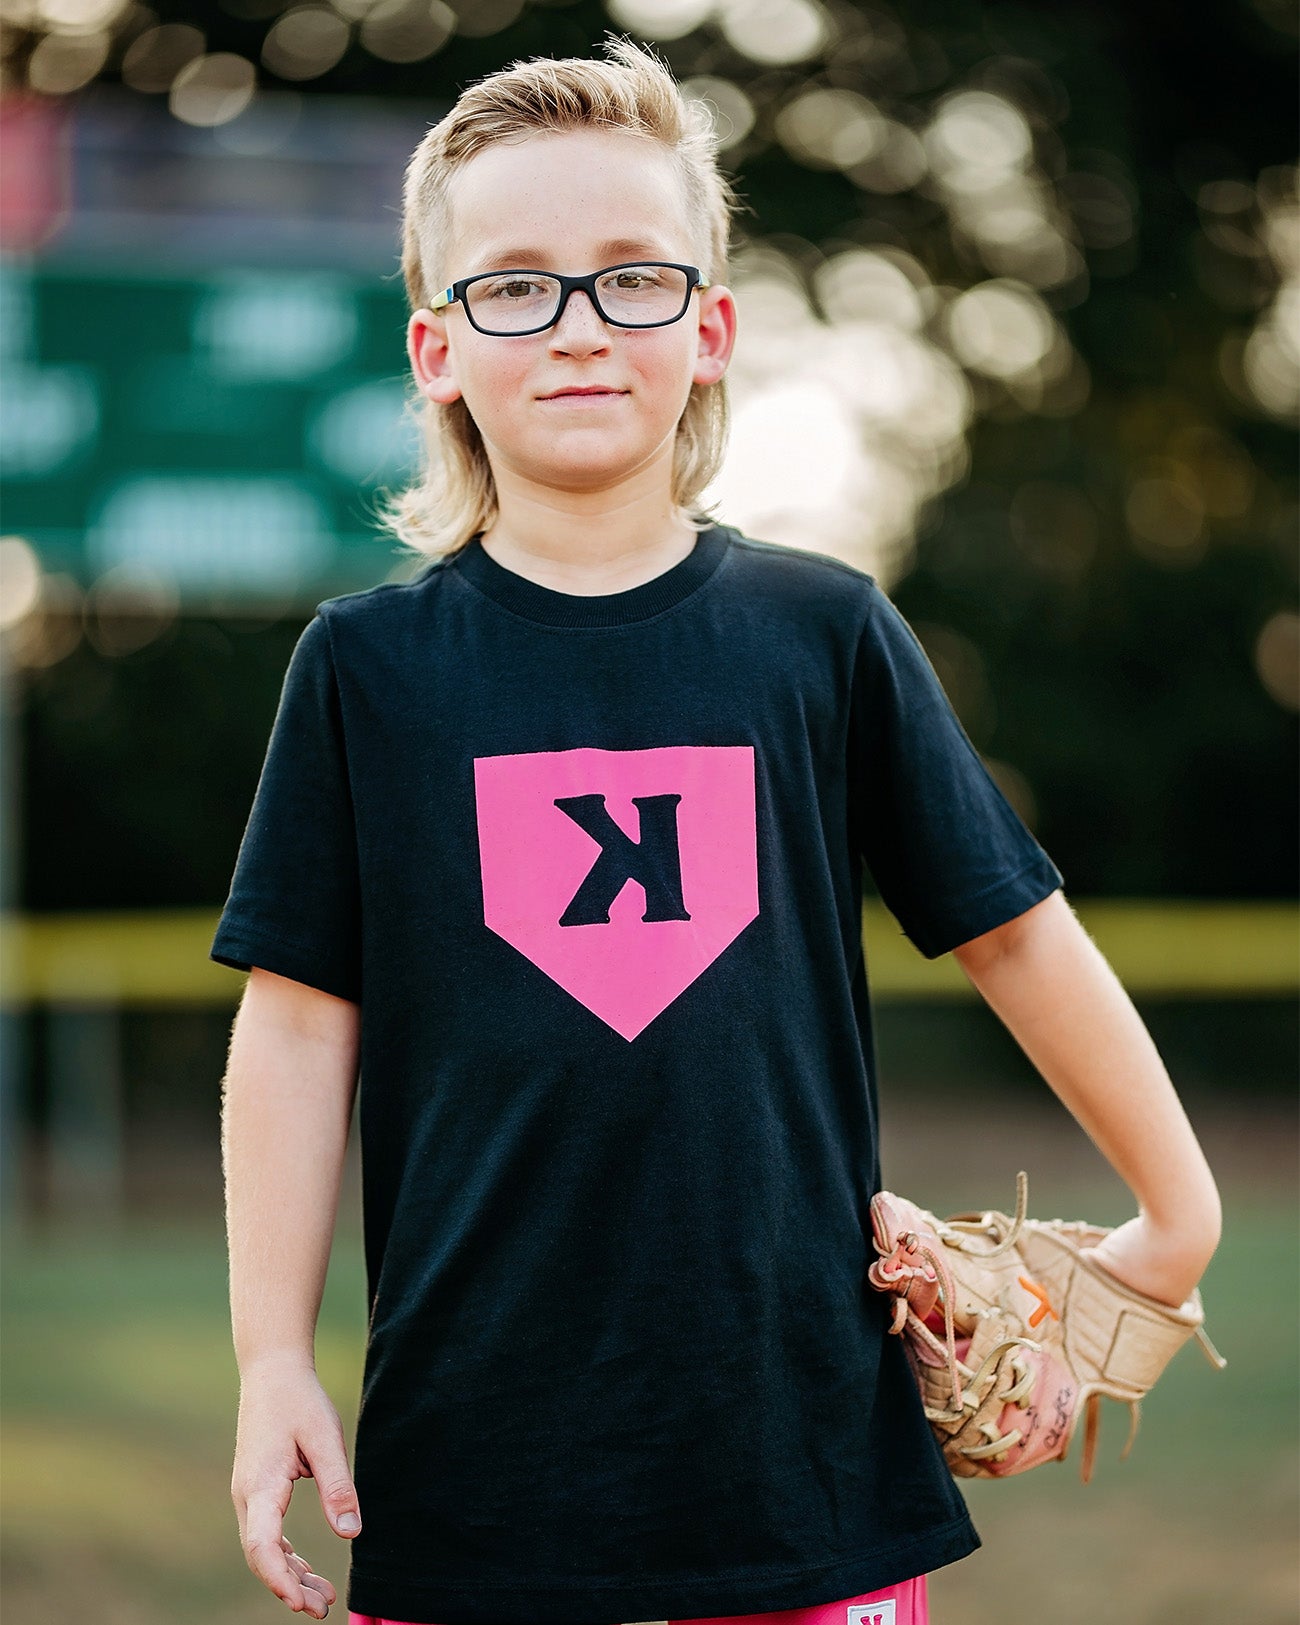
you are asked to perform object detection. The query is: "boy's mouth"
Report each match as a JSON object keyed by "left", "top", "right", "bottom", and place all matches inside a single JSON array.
[{"left": 539, "top": 386, "right": 628, "bottom": 399}]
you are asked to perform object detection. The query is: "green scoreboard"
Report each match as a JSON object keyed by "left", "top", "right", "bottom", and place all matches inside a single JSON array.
[{"left": 0, "top": 255, "right": 425, "bottom": 606}]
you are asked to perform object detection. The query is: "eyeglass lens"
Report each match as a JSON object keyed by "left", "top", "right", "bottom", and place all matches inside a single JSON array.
[{"left": 466, "top": 264, "right": 692, "bottom": 333}]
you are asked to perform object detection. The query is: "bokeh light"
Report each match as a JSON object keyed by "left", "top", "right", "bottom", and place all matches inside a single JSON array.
[
  {"left": 0, "top": 534, "right": 42, "bottom": 629},
  {"left": 1254, "top": 608, "right": 1300, "bottom": 711},
  {"left": 25, "top": 25, "right": 108, "bottom": 91},
  {"left": 359, "top": 0, "right": 455, "bottom": 64},
  {"left": 945, "top": 280, "right": 1057, "bottom": 380},
  {"left": 925, "top": 89, "right": 1033, "bottom": 181},
  {"left": 33, "top": 0, "right": 126, "bottom": 33},
  {"left": 680, "top": 75, "right": 755, "bottom": 152},
  {"left": 843, "top": 118, "right": 927, "bottom": 195},
  {"left": 1169, "top": 425, "right": 1257, "bottom": 521},
  {"left": 605, "top": 0, "right": 712, "bottom": 41},
  {"left": 306, "top": 378, "right": 419, "bottom": 484},
  {"left": 813, "top": 248, "right": 927, "bottom": 330},
  {"left": 194, "top": 273, "right": 359, "bottom": 380},
  {"left": 0, "top": 357, "right": 99, "bottom": 477},
  {"left": 83, "top": 561, "right": 180, "bottom": 657},
  {"left": 921, "top": 86, "right": 1086, "bottom": 291},
  {"left": 1124, "top": 465, "right": 1208, "bottom": 568},
  {"left": 120, "top": 23, "right": 205, "bottom": 93},
  {"left": 775, "top": 87, "right": 886, "bottom": 171},
  {"left": 1, "top": 566, "right": 83, "bottom": 667},
  {"left": 700, "top": 245, "right": 980, "bottom": 575},
  {"left": 716, "top": 0, "right": 831, "bottom": 66},
  {"left": 261, "top": 5, "right": 350, "bottom": 80},
  {"left": 1212, "top": 162, "right": 1299, "bottom": 424},
  {"left": 169, "top": 51, "right": 256, "bottom": 126}
]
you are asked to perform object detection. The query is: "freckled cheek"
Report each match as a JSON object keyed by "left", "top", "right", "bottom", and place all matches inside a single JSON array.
[{"left": 464, "top": 365, "right": 534, "bottom": 426}]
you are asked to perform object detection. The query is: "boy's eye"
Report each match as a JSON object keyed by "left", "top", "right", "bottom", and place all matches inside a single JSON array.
[
  {"left": 483, "top": 277, "right": 548, "bottom": 300},
  {"left": 602, "top": 268, "right": 665, "bottom": 291}
]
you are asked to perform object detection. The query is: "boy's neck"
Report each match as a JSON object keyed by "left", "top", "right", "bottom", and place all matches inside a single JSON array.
[{"left": 479, "top": 485, "right": 704, "bottom": 598}]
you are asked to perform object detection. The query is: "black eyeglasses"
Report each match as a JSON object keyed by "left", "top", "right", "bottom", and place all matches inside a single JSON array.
[{"left": 430, "top": 261, "right": 710, "bottom": 336}]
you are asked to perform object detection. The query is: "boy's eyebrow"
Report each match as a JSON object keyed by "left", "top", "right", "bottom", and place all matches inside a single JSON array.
[{"left": 469, "top": 238, "right": 679, "bottom": 271}]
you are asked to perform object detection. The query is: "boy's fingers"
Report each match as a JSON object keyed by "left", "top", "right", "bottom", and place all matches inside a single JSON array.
[
  {"left": 302, "top": 1573, "right": 335, "bottom": 1616},
  {"left": 282, "top": 1544, "right": 338, "bottom": 1608},
  {"left": 243, "top": 1493, "right": 308, "bottom": 1608}
]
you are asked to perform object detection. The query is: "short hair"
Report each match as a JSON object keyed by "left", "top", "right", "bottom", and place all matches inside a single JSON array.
[{"left": 376, "top": 35, "right": 742, "bottom": 563}]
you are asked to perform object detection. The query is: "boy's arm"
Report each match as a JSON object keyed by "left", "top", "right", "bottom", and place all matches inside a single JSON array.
[
  {"left": 222, "top": 966, "right": 363, "bottom": 1618},
  {"left": 222, "top": 965, "right": 361, "bottom": 1376},
  {"left": 950, "top": 889, "right": 1223, "bottom": 1308}
]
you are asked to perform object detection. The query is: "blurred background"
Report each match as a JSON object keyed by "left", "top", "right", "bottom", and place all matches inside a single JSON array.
[{"left": 0, "top": 0, "right": 1296, "bottom": 1620}]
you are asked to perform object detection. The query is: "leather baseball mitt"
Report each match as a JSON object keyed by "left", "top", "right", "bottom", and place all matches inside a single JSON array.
[{"left": 867, "top": 1171, "right": 1227, "bottom": 1483}]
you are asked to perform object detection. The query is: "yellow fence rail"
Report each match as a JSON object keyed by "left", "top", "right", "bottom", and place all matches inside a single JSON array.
[{"left": 0, "top": 901, "right": 1295, "bottom": 1005}]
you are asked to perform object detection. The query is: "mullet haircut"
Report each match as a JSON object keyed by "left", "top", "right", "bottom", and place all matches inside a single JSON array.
[{"left": 375, "top": 35, "right": 741, "bottom": 562}]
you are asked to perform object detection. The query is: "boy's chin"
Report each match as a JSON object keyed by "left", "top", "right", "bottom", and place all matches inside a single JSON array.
[{"left": 518, "top": 447, "right": 661, "bottom": 491}]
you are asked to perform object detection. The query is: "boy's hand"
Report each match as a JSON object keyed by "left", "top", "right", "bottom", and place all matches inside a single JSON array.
[
  {"left": 231, "top": 1358, "right": 362, "bottom": 1619},
  {"left": 1084, "top": 1209, "right": 1220, "bottom": 1311}
]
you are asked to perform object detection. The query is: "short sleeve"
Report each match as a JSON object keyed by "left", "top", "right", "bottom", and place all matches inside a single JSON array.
[
  {"left": 849, "top": 582, "right": 1064, "bottom": 959},
  {"left": 210, "top": 611, "right": 363, "bottom": 1001}
]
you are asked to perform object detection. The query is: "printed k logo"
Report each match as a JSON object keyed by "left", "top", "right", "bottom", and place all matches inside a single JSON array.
[
  {"left": 552, "top": 791, "right": 692, "bottom": 925},
  {"left": 474, "top": 745, "right": 759, "bottom": 1040},
  {"left": 847, "top": 1604, "right": 896, "bottom": 1625}
]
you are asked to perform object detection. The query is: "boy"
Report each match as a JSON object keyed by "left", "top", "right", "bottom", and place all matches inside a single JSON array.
[{"left": 212, "top": 37, "right": 1222, "bottom": 1625}]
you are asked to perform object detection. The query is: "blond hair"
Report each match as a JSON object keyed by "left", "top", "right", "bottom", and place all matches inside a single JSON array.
[{"left": 375, "top": 35, "right": 741, "bottom": 564}]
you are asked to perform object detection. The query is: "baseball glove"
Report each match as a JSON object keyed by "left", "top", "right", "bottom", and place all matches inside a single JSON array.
[{"left": 867, "top": 1170, "right": 1227, "bottom": 1483}]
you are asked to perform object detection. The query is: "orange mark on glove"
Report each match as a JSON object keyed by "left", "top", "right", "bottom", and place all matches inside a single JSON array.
[{"left": 1019, "top": 1275, "right": 1059, "bottom": 1328}]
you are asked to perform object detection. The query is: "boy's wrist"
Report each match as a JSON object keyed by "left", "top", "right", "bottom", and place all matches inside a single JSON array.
[
  {"left": 1133, "top": 1204, "right": 1222, "bottom": 1284},
  {"left": 1087, "top": 1210, "right": 1217, "bottom": 1310},
  {"left": 1140, "top": 1167, "right": 1223, "bottom": 1251},
  {"left": 237, "top": 1347, "right": 318, "bottom": 1381},
  {"left": 1152, "top": 1211, "right": 1221, "bottom": 1258}
]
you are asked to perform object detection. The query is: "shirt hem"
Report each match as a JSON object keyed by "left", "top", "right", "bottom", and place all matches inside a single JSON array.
[
  {"left": 909, "top": 856, "right": 1064, "bottom": 960},
  {"left": 209, "top": 921, "right": 361, "bottom": 1004},
  {"left": 345, "top": 1510, "right": 979, "bottom": 1624}
]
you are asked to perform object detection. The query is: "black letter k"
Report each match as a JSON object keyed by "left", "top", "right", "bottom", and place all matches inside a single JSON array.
[{"left": 553, "top": 793, "right": 692, "bottom": 926}]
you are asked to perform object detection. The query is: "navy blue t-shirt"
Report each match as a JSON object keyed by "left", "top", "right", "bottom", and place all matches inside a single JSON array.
[{"left": 211, "top": 522, "right": 1064, "bottom": 1625}]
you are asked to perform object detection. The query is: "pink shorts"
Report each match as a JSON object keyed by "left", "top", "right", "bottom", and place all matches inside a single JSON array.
[{"left": 348, "top": 1572, "right": 929, "bottom": 1625}]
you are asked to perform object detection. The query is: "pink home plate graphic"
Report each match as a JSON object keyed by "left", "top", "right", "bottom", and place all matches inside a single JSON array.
[{"left": 473, "top": 745, "right": 759, "bottom": 1040}]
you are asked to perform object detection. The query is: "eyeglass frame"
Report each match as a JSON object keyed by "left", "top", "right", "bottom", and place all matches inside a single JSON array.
[{"left": 429, "top": 260, "right": 711, "bottom": 336}]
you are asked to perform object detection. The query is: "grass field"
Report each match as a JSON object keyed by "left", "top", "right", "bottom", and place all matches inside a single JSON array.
[{"left": 2, "top": 1094, "right": 1295, "bottom": 1625}]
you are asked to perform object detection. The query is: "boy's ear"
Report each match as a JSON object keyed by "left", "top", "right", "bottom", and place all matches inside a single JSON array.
[
  {"left": 408, "top": 309, "right": 463, "bottom": 405},
  {"left": 692, "top": 283, "right": 737, "bottom": 389}
]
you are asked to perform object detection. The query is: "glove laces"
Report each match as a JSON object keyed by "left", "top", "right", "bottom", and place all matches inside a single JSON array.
[{"left": 871, "top": 1170, "right": 1042, "bottom": 1422}]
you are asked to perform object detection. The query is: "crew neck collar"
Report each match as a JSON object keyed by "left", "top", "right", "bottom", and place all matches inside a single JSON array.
[{"left": 450, "top": 524, "right": 731, "bottom": 628}]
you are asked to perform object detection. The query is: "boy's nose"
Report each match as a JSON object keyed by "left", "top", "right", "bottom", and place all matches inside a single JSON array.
[{"left": 549, "top": 289, "right": 611, "bottom": 351}]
